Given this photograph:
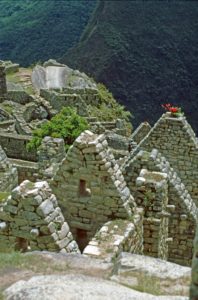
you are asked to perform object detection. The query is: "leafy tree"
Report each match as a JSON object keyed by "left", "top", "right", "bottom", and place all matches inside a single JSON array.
[{"left": 27, "top": 107, "right": 89, "bottom": 151}]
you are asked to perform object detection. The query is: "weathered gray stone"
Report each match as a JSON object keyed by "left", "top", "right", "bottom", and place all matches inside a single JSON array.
[{"left": 3, "top": 274, "right": 188, "bottom": 300}]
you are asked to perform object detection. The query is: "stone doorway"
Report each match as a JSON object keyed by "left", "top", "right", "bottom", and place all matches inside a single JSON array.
[{"left": 75, "top": 228, "right": 89, "bottom": 252}]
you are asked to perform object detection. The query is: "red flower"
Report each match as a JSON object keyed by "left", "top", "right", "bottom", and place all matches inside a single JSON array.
[
  {"left": 169, "top": 107, "right": 178, "bottom": 113},
  {"left": 161, "top": 103, "right": 180, "bottom": 113}
]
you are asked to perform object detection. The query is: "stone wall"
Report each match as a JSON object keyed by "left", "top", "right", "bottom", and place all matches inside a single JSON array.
[
  {"left": 0, "top": 66, "right": 7, "bottom": 102},
  {"left": 0, "top": 146, "right": 18, "bottom": 192},
  {"left": 135, "top": 112, "right": 198, "bottom": 205},
  {"left": 131, "top": 121, "right": 151, "bottom": 145},
  {"left": 0, "top": 180, "right": 80, "bottom": 253},
  {"left": 123, "top": 148, "right": 197, "bottom": 266},
  {"left": 135, "top": 169, "right": 169, "bottom": 260},
  {"left": 0, "top": 132, "right": 37, "bottom": 161},
  {"left": 190, "top": 224, "right": 198, "bottom": 300},
  {"left": 51, "top": 130, "right": 136, "bottom": 251},
  {"left": 9, "top": 159, "right": 39, "bottom": 184},
  {"left": 38, "top": 137, "right": 65, "bottom": 167},
  {"left": 37, "top": 137, "right": 66, "bottom": 180},
  {"left": 40, "top": 89, "right": 88, "bottom": 116},
  {"left": 83, "top": 209, "right": 143, "bottom": 261},
  {"left": 7, "top": 91, "right": 34, "bottom": 105}
]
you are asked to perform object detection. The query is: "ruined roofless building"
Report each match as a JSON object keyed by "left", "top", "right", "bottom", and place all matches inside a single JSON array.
[{"left": 0, "top": 110, "right": 198, "bottom": 270}]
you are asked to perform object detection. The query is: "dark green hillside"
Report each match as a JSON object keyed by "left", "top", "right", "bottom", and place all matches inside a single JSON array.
[
  {"left": 0, "top": 0, "right": 96, "bottom": 66},
  {"left": 62, "top": 0, "right": 198, "bottom": 132}
]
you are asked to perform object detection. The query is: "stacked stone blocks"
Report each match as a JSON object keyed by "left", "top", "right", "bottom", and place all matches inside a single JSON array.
[
  {"left": 51, "top": 130, "right": 137, "bottom": 249},
  {"left": 0, "top": 180, "right": 79, "bottom": 253},
  {"left": 123, "top": 147, "right": 197, "bottom": 266},
  {"left": 135, "top": 169, "right": 169, "bottom": 260},
  {"left": 83, "top": 209, "right": 143, "bottom": 260}
]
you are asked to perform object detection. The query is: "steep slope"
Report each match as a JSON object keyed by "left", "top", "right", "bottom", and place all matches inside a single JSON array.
[
  {"left": 62, "top": 0, "right": 198, "bottom": 131},
  {"left": 0, "top": 0, "right": 96, "bottom": 66}
]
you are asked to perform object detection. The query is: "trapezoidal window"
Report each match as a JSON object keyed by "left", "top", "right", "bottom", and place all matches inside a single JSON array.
[
  {"left": 78, "top": 179, "right": 91, "bottom": 197},
  {"left": 15, "top": 237, "right": 29, "bottom": 252}
]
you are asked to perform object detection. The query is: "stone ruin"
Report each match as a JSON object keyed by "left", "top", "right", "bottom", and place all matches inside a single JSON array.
[
  {"left": 0, "top": 180, "right": 79, "bottom": 253},
  {"left": 1, "top": 62, "right": 198, "bottom": 287},
  {"left": 51, "top": 130, "right": 137, "bottom": 251},
  {"left": 0, "top": 111, "right": 197, "bottom": 270}
]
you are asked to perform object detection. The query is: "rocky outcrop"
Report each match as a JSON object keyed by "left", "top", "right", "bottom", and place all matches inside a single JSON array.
[
  {"left": 3, "top": 274, "right": 188, "bottom": 300},
  {"left": 113, "top": 252, "right": 190, "bottom": 297},
  {"left": 31, "top": 61, "right": 97, "bottom": 90}
]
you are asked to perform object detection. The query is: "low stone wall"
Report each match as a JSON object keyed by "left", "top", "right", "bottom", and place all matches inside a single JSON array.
[
  {"left": 40, "top": 89, "right": 88, "bottom": 116},
  {"left": 9, "top": 159, "right": 39, "bottom": 184},
  {"left": 7, "top": 91, "right": 33, "bottom": 105},
  {"left": 0, "top": 180, "right": 80, "bottom": 253},
  {"left": 0, "top": 132, "right": 37, "bottom": 161},
  {"left": 0, "top": 146, "right": 18, "bottom": 192},
  {"left": 83, "top": 209, "right": 143, "bottom": 261}
]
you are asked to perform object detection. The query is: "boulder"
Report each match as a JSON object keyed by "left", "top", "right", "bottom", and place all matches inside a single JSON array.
[
  {"left": 3, "top": 274, "right": 188, "bottom": 300},
  {"left": 112, "top": 253, "right": 191, "bottom": 296}
]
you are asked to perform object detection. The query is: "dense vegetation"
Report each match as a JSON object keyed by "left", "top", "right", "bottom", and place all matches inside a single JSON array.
[
  {"left": 62, "top": 0, "right": 198, "bottom": 132},
  {"left": 0, "top": 0, "right": 96, "bottom": 66},
  {"left": 27, "top": 107, "right": 89, "bottom": 151},
  {"left": 92, "top": 83, "right": 132, "bottom": 133}
]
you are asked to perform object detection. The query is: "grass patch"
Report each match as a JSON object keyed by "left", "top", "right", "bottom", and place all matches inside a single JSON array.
[
  {"left": 24, "top": 85, "right": 35, "bottom": 95},
  {"left": 0, "top": 290, "right": 4, "bottom": 300},
  {"left": 0, "top": 251, "right": 69, "bottom": 274},
  {"left": 1, "top": 103, "right": 13, "bottom": 115},
  {"left": 6, "top": 72, "right": 20, "bottom": 84},
  {"left": 0, "top": 192, "right": 10, "bottom": 203},
  {"left": 120, "top": 271, "right": 162, "bottom": 295},
  {"left": 133, "top": 274, "right": 162, "bottom": 295}
]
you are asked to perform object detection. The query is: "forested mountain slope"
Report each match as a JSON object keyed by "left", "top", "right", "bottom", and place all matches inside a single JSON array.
[
  {"left": 0, "top": 0, "right": 96, "bottom": 66},
  {"left": 62, "top": 0, "right": 198, "bottom": 131}
]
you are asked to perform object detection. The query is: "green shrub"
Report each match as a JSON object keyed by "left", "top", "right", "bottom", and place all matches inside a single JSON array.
[{"left": 27, "top": 107, "right": 89, "bottom": 151}]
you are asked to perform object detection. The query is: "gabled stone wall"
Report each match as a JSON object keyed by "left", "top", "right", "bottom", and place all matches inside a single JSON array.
[
  {"left": 0, "top": 180, "right": 79, "bottom": 253},
  {"left": 123, "top": 148, "right": 197, "bottom": 266},
  {"left": 134, "top": 113, "right": 198, "bottom": 204},
  {"left": 51, "top": 130, "right": 137, "bottom": 251}
]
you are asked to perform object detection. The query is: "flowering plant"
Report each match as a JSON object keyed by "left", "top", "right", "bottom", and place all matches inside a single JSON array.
[{"left": 161, "top": 103, "right": 184, "bottom": 117}]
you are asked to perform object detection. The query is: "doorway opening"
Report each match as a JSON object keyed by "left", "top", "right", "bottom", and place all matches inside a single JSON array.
[{"left": 76, "top": 228, "right": 89, "bottom": 252}]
